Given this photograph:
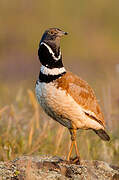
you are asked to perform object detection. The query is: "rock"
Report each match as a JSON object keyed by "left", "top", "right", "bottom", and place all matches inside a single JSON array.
[{"left": 0, "top": 155, "right": 118, "bottom": 179}]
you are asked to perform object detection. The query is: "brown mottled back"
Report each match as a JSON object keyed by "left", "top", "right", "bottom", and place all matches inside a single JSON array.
[{"left": 55, "top": 71, "right": 105, "bottom": 127}]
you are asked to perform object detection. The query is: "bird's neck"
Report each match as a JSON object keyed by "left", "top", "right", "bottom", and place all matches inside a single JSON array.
[{"left": 38, "top": 41, "right": 66, "bottom": 83}]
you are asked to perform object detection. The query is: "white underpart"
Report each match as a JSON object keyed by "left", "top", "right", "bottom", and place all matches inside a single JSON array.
[
  {"left": 40, "top": 65, "right": 66, "bottom": 76},
  {"left": 35, "top": 81, "right": 104, "bottom": 130},
  {"left": 40, "top": 42, "right": 61, "bottom": 61}
]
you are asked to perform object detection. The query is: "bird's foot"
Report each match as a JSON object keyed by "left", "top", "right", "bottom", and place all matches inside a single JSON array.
[{"left": 69, "top": 156, "right": 80, "bottom": 165}]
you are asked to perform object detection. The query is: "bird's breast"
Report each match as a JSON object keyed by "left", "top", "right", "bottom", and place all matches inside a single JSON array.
[
  {"left": 35, "top": 80, "right": 73, "bottom": 128},
  {"left": 35, "top": 80, "right": 103, "bottom": 130},
  {"left": 35, "top": 80, "right": 84, "bottom": 129}
]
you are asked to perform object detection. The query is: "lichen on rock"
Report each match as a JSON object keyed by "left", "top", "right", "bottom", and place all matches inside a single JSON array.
[{"left": 0, "top": 156, "right": 118, "bottom": 179}]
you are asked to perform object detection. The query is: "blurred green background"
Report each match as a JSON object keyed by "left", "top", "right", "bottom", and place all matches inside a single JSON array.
[{"left": 0, "top": 0, "right": 119, "bottom": 164}]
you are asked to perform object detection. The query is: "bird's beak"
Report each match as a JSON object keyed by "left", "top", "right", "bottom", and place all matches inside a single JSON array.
[
  {"left": 58, "top": 30, "right": 68, "bottom": 37},
  {"left": 63, "top": 31, "right": 68, "bottom": 35}
]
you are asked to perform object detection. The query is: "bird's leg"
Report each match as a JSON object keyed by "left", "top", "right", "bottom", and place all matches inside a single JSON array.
[
  {"left": 67, "top": 129, "right": 80, "bottom": 163},
  {"left": 74, "top": 137, "right": 80, "bottom": 158},
  {"left": 67, "top": 140, "right": 74, "bottom": 161}
]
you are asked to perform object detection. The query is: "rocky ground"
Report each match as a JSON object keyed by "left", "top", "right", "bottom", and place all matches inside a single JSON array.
[{"left": 0, "top": 155, "right": 119, "bottom": 180}]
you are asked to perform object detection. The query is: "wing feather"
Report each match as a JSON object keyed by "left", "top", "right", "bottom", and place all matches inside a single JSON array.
[{"left": 55, "top": 71, "right": 105, "bottom": 127}]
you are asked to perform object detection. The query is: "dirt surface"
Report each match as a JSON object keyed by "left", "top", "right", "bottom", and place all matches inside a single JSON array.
[{"left": 0, "top": 155, "right": 119, "bottom": 180}]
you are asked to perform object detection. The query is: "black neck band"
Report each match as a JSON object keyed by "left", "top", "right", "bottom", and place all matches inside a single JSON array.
[{"left": 39, "top": 71, "right": 66, "bottom": 83}]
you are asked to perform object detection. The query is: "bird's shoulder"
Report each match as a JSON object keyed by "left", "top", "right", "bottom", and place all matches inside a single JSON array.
[{"left": 55, "top": 71, "right": 105, "bottom": 126}]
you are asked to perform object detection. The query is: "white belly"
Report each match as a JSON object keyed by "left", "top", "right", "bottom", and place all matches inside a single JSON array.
[{"left": 35, "top": 80, "right": 103, "bottom": 130}]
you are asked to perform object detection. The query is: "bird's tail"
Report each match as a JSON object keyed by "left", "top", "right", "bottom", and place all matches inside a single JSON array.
[{"left": 93, "top": 129, "right": 110, "bottom": 141}]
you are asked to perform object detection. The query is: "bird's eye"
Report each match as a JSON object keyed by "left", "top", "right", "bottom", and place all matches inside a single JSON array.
[
  {"left": 48, "top": 31, "right": 53, "bottom": 34},
  {"left": 49, "top": 31, "right": 54, "bottom": 35}
]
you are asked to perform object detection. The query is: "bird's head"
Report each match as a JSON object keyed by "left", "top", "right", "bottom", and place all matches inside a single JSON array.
[
  {"left": 40, "top": 28, "right": 68, "bottom": 47},
  {"left": 38, "top": 28, "right": 68, "bottom": 68}
]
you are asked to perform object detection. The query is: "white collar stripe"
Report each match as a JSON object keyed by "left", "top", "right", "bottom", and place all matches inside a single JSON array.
[
  {"left": 40, "top": 42, "right": 61, "bottom": 61},
  {"left": 40, "top": 65, "right": 66, "bottom": 76}
]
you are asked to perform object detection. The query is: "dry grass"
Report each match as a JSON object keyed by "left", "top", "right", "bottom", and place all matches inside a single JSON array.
[{"left": 0, "top": 87, "right": 119, "bottom": 165}]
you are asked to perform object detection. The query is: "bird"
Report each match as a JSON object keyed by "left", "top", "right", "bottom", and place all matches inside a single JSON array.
[{"left": 35, "top": 28, "right": 110, "bottom": 163}]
